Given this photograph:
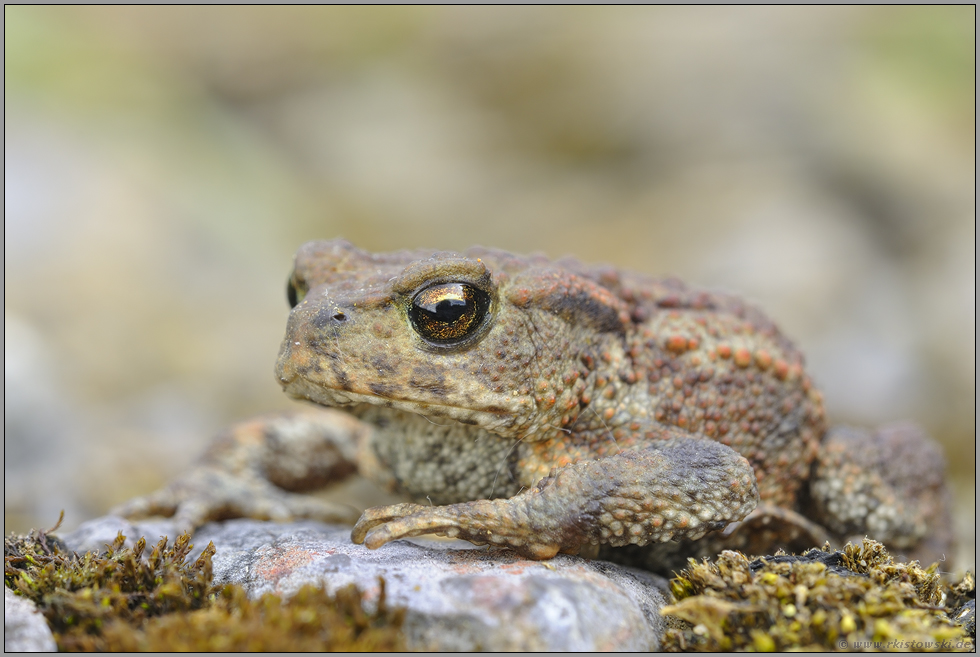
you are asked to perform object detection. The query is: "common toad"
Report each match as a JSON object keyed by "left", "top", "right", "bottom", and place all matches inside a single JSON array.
[{"left": 115, "top": 240, "right": 952, "bottom": 566}]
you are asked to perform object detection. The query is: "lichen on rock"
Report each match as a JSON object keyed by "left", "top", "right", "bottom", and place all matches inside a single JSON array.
[{"left": 661, "top": 538, "right": 973, "bottom": 652}]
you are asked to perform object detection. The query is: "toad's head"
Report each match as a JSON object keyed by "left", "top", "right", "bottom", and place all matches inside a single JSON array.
[{"left": 276, "top": 239, "right": 630, "bottom": 440}]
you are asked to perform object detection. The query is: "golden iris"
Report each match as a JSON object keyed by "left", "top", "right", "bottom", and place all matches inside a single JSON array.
[{"left": 410, "top": 282, "right": 490, "bottom": 346}]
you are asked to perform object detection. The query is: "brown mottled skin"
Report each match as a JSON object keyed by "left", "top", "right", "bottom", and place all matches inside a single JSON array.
[{"left": 114, "top": 239, "right": 953, "bottom": 567}]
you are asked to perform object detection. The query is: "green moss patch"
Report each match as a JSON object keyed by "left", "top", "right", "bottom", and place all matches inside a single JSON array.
[
  {"left": 4, "top": 517, "right": 405, "bottom": 651},
  {"left": 661, "top": 538, "right": 973, "bottom": 652}
]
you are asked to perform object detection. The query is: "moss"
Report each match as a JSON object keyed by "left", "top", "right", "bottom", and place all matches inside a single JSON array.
[
  {"left": 5, "top": 515, "right": 405, "bottom": 651},
  {"left": 97, "top": 582, "right": 406, "bottom": 652},
  {"left": 661, "top": 539, "right": 973, "bottom": 652},
  {"left": 946, "top": 571, "right": 975, "bottom": 610}
]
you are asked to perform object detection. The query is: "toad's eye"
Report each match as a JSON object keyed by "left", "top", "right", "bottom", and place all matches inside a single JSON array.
[
  {"left": 410, "top": 282, "right": 491, "bottom": 346},
  {"left": 287, "top": 276, "right": 307, "bottom": 308}
]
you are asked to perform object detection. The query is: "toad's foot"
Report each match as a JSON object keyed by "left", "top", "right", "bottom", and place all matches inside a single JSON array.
[
  {"left": 808, "top": 422, "right": 953, "bottom": 564},
  {"left": 351, "top": 436, "right": 759, "bottom": 560},
  {"left": 111, "top": 409, "right": 368, "bottom": 532}
]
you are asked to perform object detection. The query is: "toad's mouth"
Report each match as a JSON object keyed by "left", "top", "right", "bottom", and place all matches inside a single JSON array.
[{"left": 278, "top": 374, "right": 520, "bottom": 434}]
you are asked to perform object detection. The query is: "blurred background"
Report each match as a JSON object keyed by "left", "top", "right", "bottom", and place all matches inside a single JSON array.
[{"left": 5, "top": 7, "right": 974, "bottom": 568}]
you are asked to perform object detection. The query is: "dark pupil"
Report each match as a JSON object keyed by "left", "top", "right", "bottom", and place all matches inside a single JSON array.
[
  {"left": 286, "top": 273, "right": 307, "bottom": 309},
  {"left": 431, "top": 298, "right": 467, "bottom": 322},
  {"left": 410, "top": 283, "right": 489, "bottom": 345}
]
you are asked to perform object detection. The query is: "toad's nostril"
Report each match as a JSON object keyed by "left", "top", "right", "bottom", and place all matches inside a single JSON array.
[{"left": 312, "top": 306, "right": 351, "bottom": 330}]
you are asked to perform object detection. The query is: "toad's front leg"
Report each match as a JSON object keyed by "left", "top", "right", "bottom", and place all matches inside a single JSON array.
[
  {"left": 111, "top": 409, "right": 368, "bottom": 532},
  {"left": 351, "top": 436, "right": 759, "bottom": 560}
]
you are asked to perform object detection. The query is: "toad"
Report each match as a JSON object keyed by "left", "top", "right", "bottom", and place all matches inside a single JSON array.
[{"left": 114, "top": 240, "right": 952, "bottom": 567}]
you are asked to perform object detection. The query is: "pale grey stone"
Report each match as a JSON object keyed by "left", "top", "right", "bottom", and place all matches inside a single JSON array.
[
  {"left": 5, "top": 587, "right": 56, "bottom": 652},
  {"left": 192, "top": 519, "right": 668, "bottom": 652}
]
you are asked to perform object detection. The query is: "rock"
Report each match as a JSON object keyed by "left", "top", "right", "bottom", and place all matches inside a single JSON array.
[
  {"left": 953, "top": 599, "right": 975, "bottom": 639},
  {"left": 62, "top": 515, "right": 181, "bottom": 555},
  {"left": 197, "top": 520, "right": 668, "bottom": 651},
  {"left": 4, "top": 587, "right": 57, "bottom": 652},
  {"left": 62, "top": 517, "right": 668, "bottom": 651}
]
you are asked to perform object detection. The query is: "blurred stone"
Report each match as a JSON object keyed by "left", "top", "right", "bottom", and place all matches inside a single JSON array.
[
  {"left": 4, "top": 587, "right": 57, "bottom": 652},
  {"left": 62, "top": 515, "right": 182, "bottom": 555},
  {"left": 4, "top": 316, "right": 87, "bottom": 533}
]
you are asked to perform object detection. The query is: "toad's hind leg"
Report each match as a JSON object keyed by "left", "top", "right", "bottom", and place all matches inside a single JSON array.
[
  {"left": 807, "top": 422, "right": 953, "bottom": 564},
  {"left": 351, "top": 436, "right": 759, "bottom": 560}
]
